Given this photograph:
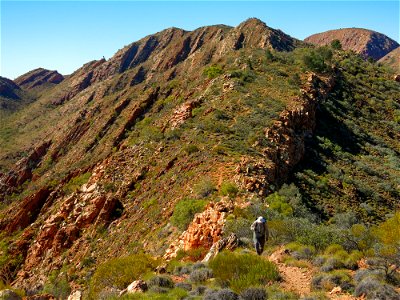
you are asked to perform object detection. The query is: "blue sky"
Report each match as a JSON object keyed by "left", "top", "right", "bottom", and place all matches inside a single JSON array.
[{"left": 1, "top": 1, "right": 399, "bottom": 79}]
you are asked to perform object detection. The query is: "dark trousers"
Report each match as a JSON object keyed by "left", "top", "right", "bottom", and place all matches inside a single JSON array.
[{"left": 254, "top": 235, "right": 265, "bottom": 255}]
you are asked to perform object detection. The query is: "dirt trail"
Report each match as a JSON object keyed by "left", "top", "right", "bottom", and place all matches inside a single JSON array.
[
  {"left": 269, "top": 248, "right": 313, "bottom": 297},
  {"left": 268, "top": 248, "right": 359, "bottom": 299}
]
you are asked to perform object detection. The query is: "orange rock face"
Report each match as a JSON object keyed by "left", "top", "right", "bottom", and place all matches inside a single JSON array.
[{"left": 164, "top": 201, "right": 233, "bottom": 260}]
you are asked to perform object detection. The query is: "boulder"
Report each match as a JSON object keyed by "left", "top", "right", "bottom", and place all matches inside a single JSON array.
[{"left": 119, "top": 280, "right": 148, "bottom": 296}]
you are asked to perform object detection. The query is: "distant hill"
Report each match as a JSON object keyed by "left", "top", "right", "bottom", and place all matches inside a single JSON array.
[
  {"left": 378, "top": 46, "right": 400, "bottom": 72},
  {"left": 305, "top": 28, "right": 399, "bottom": 60},
  {"left": 14, "top": 68, "right": 64, "bottom": 90}
]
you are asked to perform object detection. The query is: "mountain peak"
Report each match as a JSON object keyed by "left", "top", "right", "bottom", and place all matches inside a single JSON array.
[{"left": 305, "top": 28, "right": 399, "bottom": 60}]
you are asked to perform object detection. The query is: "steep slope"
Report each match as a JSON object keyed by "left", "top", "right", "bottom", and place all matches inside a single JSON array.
[
  {"left": 378, "top": 47, "right": 400, "bottom": 72},
  {"left": 305, "top": 28, "right": 399, "bottom": 60}
]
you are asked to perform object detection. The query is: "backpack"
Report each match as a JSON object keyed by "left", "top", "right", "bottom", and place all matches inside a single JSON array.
[{"left": 254, "top": 221, "right": 265, "bottom": 237}]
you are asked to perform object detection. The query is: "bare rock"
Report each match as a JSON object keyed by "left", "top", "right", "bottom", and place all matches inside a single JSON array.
[
  {"left": 164, "top": 201, "right": 233, "bottom": 260},
  {"left": 67, "top": 290, "right": 82, "bottom": 300},
  {"left": 202, "top": 233, "right": 239, "bottom": 262}
]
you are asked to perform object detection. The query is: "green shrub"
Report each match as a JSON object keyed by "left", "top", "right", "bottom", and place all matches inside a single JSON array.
[
  {"left": 224, "top": 217, "right": 252, "bottom": 240},
  {"left": 63, "top": 172, "right": 91, "bottom": 194},
  {"left": 194, "top": 179, "right": 216, "bottom": 199},
  {"left": 220, "top": 182, "right": 239, "bottom": 198},
  {"left": 42, "top": 270, "right": 71, "bottom": 299},
  {"left": 330, "top": 39, "right": 342, "bottom": 50},
  {"left": 209, "top": 251, "right": 279, "bottom": 292},
  {"left": 170, "top": 199, "right": 207, "bottom": 230},
  {"left": 183, "top": 144, "right": 199, "bottom": 155},
  {"left": 89, "top": 254, "right": 157, "bottom": 299},
  {"left": 204, "top": 65, "right": 223, "bottom": 79}
]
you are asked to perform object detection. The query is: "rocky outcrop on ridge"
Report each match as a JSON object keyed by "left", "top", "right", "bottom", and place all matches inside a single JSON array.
[
  {"left": 235, "top": 73, "right": 335, "bottom": 195},
  {"left": 305, "top": 28, "right": 399, "bottom": 60},
  {"left": 52, "top": 18, "right": 301, "bottom": 105}
]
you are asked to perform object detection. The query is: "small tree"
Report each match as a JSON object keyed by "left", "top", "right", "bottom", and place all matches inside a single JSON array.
[{"left": 331, "top": 39, "right": 342, "bottom": 50}]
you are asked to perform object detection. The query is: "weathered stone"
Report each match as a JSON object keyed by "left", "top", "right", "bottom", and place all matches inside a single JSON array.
[
  {"left": 202, "top": 233, "right": 239, "bottom": 262},
  {"left": 164, "top": 201, "right": 233, "bottom": 260},
  {"left": 67, "top": 290, "right": 82, "bottom": 300}
]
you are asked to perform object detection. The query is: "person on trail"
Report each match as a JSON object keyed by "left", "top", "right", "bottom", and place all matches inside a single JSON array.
[{"left": 250, "top": 216, "right": 268, "bottom": 255}]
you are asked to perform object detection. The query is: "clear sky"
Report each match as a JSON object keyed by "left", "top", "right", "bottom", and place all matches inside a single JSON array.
[{"left": 1, "top": 1, "right": 399, "bottom": 79}]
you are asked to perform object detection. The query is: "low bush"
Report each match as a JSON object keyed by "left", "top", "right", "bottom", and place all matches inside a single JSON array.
[
  {"left": 148, "top": 275, "right": 174, "bottom": 289},
  {"left": 170, "top": 198, "right": 207, "bottom": 230},
  {"left": 63, "top": 172, "right": 91, "bottom": 194},
  {"left": 354, "top": 268, "right": 385, "bottom": 283},
  {"left": 354, "top": 276, "right": 384, "bottom": 298},
  {"left": 194, "top": 179, "right": 216, "bottom": 199},
  {"left": 42, "top": 271, "right": 71, "bottom": 300},
  {"left": 209, "top": 251, "right": 279, "bottom": 292},
  {"left": 189, "top": 285, "right": 207, "bottom": 296},
  {"left": 189, "top": 267, "right": 213, "bottom": 283},
  {"left": 175, "top": 282, "right": 192, "bottom": 291},
  {"left": 204, "top": 288, "right": 239, "bottom": 300},
  {"left": 311, "top": 270, "right": 352, "bottom": 292},
  {"left": 220, "top": 182, "right": 239, "bottom": 198},
  {"left": 89, "top": 254, "right": 157, "bottom": 299},
  {"left": 320, "top": 257, "right": 344, "bottom": 272},
  {"left": 239, "top": 287, "right": 267, "bottom": 300},
  {"left": 204, "top": 65, "right": 224, "bottom": 79}
]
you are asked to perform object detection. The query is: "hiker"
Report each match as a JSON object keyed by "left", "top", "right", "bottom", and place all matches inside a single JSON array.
[{"left": 250, "top": 216, "right": 268, "bottom": 255}]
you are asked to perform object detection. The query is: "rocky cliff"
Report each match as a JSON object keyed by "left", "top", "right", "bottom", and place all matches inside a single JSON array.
[{"left": 305, "top": 28, "right": 399, "bottom": 60}]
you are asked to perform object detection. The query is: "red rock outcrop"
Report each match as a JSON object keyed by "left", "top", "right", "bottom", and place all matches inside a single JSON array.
[
  {"left": 164, "top": 201, "right": 233, "bottom": 260},
  {"left": 23, "top": 179, "right": 120, "bottom": 270},
  {"left": 4, "top": 187, "right": 51, "bottom": 233},
  {"left": 0, "top": 141, "right": 51, "bottom": 197}
]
